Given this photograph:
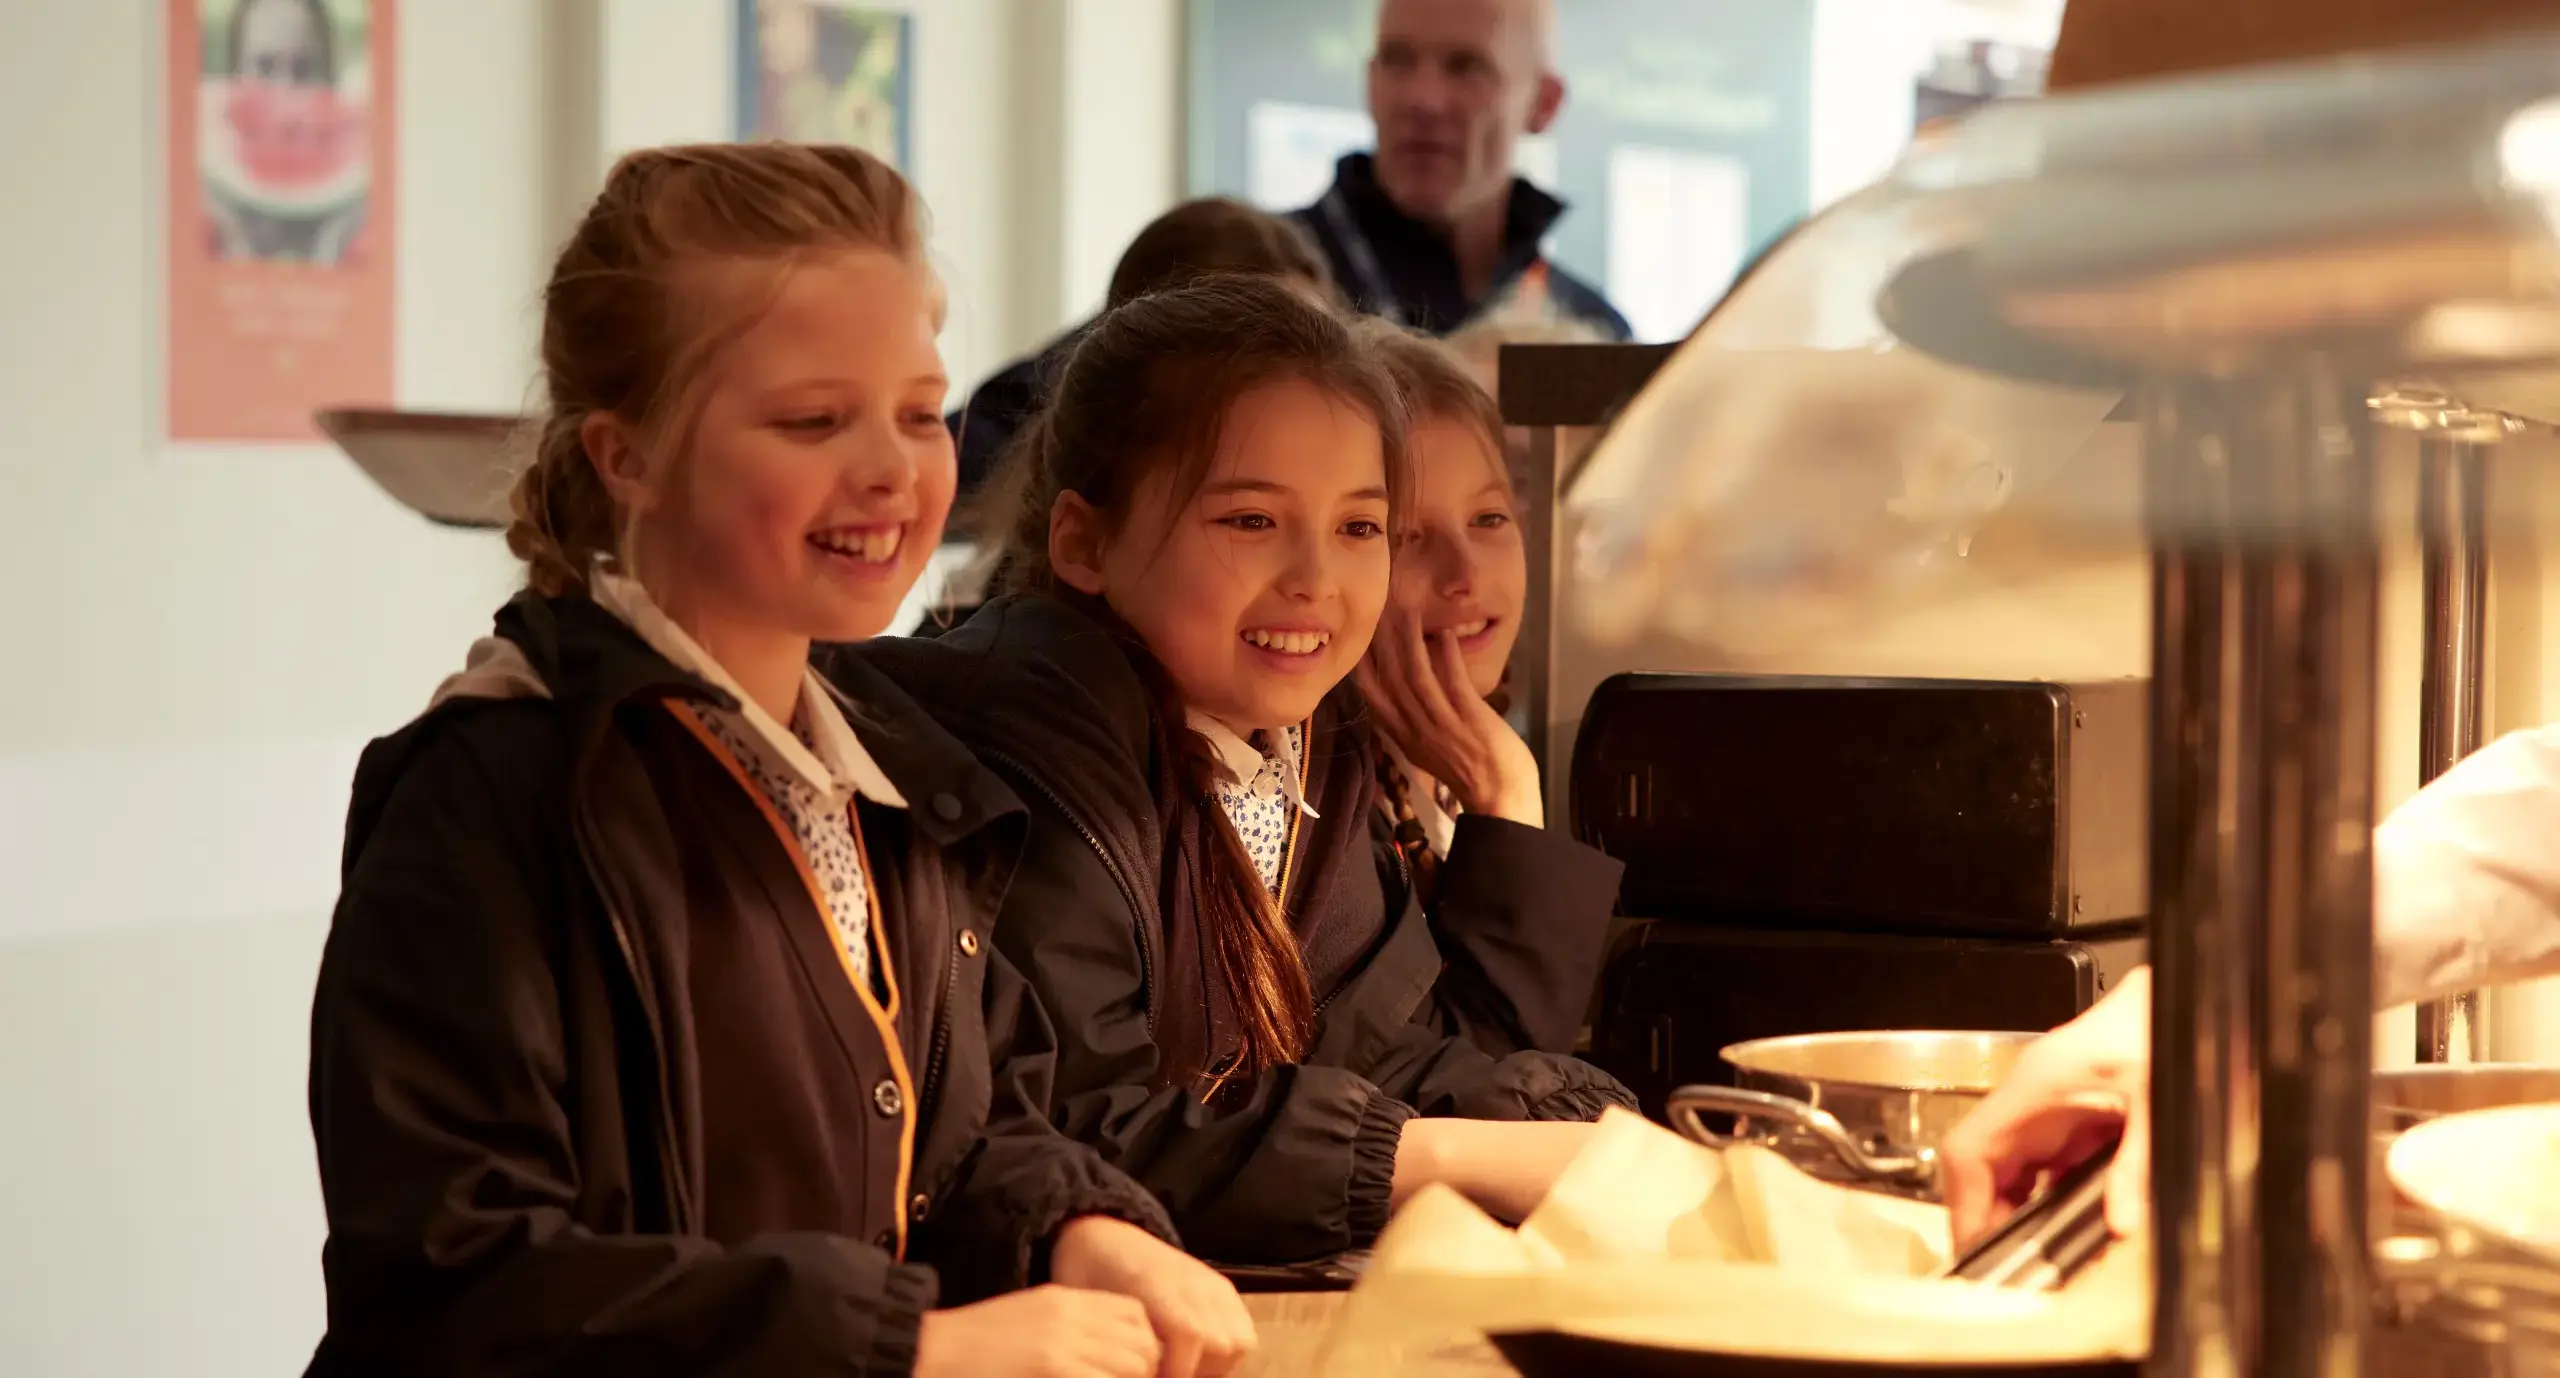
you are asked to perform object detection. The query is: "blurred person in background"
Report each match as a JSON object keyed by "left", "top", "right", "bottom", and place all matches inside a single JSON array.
[
  {"left": 947, "top": 198, "right": 1335, "bottom": 496},
  {"left": 1296, "top": 0, "right": 1629, "bottom": 342}
]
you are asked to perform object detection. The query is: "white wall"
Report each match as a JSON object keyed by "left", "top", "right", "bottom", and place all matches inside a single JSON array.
[
  {"left": 0, "top": 2, "right": 544, "bottom": 1375},
  {"left": 1055, "top": 0, "right": 1187, "bottom": 321},
  {"left": 0, "top": 3, "right": 1182, "bottom": 1376}
]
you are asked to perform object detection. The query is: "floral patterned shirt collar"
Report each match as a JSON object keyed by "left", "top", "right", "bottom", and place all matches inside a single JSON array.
[{"left": 1186, "top": 710, "right": 1319, "bottom": 821}]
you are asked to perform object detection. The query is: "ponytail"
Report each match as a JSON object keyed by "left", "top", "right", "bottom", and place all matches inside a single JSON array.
[{"left": 503, "top": 413, "right": 616, "bottom": 597}]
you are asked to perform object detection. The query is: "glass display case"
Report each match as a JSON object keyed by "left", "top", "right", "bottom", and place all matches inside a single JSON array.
[{"left": 1551, "top": 26, "right": 2560, "bottom": 1378}]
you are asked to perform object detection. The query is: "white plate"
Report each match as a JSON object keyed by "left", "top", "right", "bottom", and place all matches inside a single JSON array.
[{"left": 2386, "top": 1101, "right": 2560, "bottom": 1258}]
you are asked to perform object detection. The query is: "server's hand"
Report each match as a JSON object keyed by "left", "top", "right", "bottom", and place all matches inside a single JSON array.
[{"left": 1939, "top": 967, "right": 2153, "bottom": 1250}]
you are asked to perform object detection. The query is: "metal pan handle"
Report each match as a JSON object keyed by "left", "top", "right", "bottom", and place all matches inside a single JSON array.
[{"left": 1664, "top": 1084, "right": 1936, "bottom": 1188}]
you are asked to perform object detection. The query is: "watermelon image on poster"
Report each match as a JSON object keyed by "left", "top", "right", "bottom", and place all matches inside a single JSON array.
[
  {"left": 200, "top": 77, "right": 370, "bottom": 228},
  {"left": 223, "top": 81, "right": 367, "bottom": 194}
]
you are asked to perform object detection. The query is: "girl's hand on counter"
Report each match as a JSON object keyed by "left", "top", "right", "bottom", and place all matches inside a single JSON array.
[
  {"left": 1939, "top": 967, "right": 2154, "bottom": 1251},
  {"left": 1355, "top": 605, "right": 1543, "bottom": 826},
  {"left": 1390, "top": 1118, "right": 1598, "bottom": 1223},
  {"left": 1050, "top": 1215, "right": 1257, "bottom": 1378},
  {"left": 915, "top": 1283, "right": 1161, "bottom": 1378}
]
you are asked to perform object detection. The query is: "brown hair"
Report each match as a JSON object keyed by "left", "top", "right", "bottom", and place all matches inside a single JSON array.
[
  {"left": 1358, "top": 320, "right": 1509, "bottom": 487},
  {"left": 505, "top": 142, "right": 930, "bottom": 597},
  {"left": 992, "top": 274, "right": 1410, "bottom": 1086},
  {"left": 1105, "top": 197, "right": 1335, "bottom": 310},
  {"left": 1357, "top": 320, "right": 1523, "bottom": 714}
]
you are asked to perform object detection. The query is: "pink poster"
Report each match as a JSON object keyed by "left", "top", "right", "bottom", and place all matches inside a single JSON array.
[{"left": 168, "top": 0, "right": 396, "bottom": 443}]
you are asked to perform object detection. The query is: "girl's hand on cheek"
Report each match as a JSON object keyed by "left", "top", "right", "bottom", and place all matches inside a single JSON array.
[
  {"left": 1355, "top": 601, "right": 1543, "bottom": 826},
  {"left": 1050, "top": 1216, "right": 1257, "bottom": 1378}
]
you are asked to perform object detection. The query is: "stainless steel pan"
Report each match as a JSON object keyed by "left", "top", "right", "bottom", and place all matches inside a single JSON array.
[
  {"left": 1669, "top": 1034, "right": 2560, "bottom": 1204},
  {"left": 1666, "top": 1030, "right": 2036, "bottom": 1196}
]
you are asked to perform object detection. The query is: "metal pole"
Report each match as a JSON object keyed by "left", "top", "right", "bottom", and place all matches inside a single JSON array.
[
  {"left": 1513, "top": 424, "right": 1563, "bottom": 828},
  {"left": 2413, "top": 435, "right": 2490, "bottom": 1064},
  {"left": 2145, "top": 373, "right": 2378, "bottom": 1378}
]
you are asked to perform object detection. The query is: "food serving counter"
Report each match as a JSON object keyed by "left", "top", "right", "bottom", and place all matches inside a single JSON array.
[{"left": 1537, "top": 13, "right": 2560, "bottom": 1376}]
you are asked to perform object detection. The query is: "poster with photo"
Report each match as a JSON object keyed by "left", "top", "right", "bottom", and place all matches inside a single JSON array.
[
  {"left": 736, "top": 0, "right": 913, "bottom": 170},
  {"left": 167, "top": 0, "right": 395, "bottom": 443}
]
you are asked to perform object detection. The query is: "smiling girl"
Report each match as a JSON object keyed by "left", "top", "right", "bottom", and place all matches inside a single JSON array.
[
  {"left": 305, "top": 145, "right": 1249, "bottom": 1378},
  {"left": 856, "top": 275, "right": 1632, "bottom": 1268},
  {"left": 1352, "top": 322, "right": 1621, "bottom": 1058}
]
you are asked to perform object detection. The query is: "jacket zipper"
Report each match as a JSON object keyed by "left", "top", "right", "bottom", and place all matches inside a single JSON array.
[
  {"left": 981, "top": 748, "right": 1156, "bottom": 1032},
  {"left": 919, "top": 928, "right": 961, "bottom": 1132}
]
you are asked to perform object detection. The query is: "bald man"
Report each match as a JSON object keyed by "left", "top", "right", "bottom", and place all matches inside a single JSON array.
[{"left": 1294, "top": 0, "right": 1631, "bottom": 341}]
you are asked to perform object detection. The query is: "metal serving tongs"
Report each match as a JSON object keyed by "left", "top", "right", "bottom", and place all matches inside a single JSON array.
[{"left": 1936, "top": 1138, "right": 2120, "bottom": 1291}]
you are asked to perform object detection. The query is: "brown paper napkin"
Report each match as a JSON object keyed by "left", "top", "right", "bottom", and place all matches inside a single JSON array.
[{"left": 1320, "top": 1109, "right": 2148, "bottom": 1372}]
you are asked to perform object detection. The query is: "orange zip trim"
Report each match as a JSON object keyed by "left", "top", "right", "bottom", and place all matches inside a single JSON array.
[{"left": 672, "top": 703, "right": 918, "bottom": 1259}]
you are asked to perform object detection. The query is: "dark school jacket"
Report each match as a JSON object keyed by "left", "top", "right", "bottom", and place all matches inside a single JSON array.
[
  {"left": 849, "top": 594, "right": 1632, "bottom": 1264},
  {"left": 305, "top": 591, "right": 1175, "bottom": 1378}
]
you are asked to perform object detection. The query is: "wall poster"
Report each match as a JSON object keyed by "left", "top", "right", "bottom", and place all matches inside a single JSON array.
[
  {"left": 168, "top": 0, "right": 395, "bottom": 443},
  {"left": 735, "top": 0, "right": 914, "bottom": 171}
]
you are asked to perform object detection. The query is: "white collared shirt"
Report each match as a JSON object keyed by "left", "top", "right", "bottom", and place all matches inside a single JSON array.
[
  {"left": 593, "top": 572, "right": 905, "bottom": 994},
  {"left": 1188, "top": 712, "right": 1318, "bottom": 894}
]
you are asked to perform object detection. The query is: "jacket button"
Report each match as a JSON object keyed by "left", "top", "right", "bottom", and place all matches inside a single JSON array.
[
  {"left": 957, "top": 929, "right": 981, "bottom": 957},
  {"left": 910, "top": 1192, "right": 931, "bottom": 1221},
  {"left": 872, "top": 1079, "right": 904, "bottom": 1117},
  {"left": 931, "top": 791, "right": 964, "bottom": 822}
]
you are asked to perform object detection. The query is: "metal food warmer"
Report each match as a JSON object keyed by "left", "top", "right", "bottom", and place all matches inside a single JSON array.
[{"left": 1505, "top": 25, "right": 2560, "bottom": 1378}]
